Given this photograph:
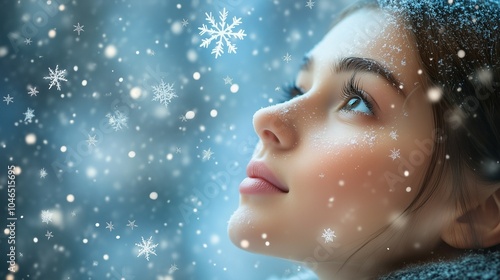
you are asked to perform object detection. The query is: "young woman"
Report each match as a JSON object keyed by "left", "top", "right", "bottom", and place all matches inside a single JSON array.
[{"left": 228, "top": 0, "right": 500, "bottom": 279}]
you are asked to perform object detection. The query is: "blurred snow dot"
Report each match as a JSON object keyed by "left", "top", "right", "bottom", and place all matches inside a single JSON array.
[
  {"left": 135, "top": 50, "right": 140, "bottom": 55},
  {"left": 404, "top": 170, "right": 410, "bottom": 177},
  {"left": 73, "top": 65, "right": 78, "bottom": 71},
  {"left": 130, "top": 87, "right": 142, "bottom": 99},
  {"left": 60, "top": 146, "right": 67, "bottom": 152},
  {"left": 261, "top": 233, "right": 267, "bottom": 239},
  {"left": 104, "top": 45, "right": 117, "bottom": 58},
  {"left": 128, "top": 151, "right": 136, "bottom": 158},
  {"left": 210, "top": 109, "right": 218, "bottom": 117},
  {"left": 103, "top": 254, "right": 109, "bottom": 261},
  {"left": 150, "top": 192, "right": 158, "bottom": 200},
  {"left": 86, "top": 167, "right": 97, "bottom": 178},
  {"left": 66, "top": 194, "right": 75, "bottom": 203},
  {"left": 230, "top": 84, "right": 239, "bottom": 93},
  {"left": 199, "top": 125, "right": 206, "bottom": 132},
  {"left": 48, "top": 29, "right": 56, "bottom": 38},
  {"left": 171, "top": 21, "right": 182, "bottom": 34},
  {"left": 417, "top": 69, "right": 423, "bottom": 75},
  {"left": 58, "top": 4, "right": 65, "bottom": 11},
  {"left": 83, "top": 238, "right": 88, "bottom": 244},
  {"left": 457, "top": 49, "right": 465, "bottom": 58},
  {"left": 82, "top": 80, "right": 87, "bottom": 86},
  {"left": 95, "top": 223, "right": 100, "bottom": 227},
  {"left": 33, "top": 237, "right": 38, "bottom": 243},
  {"left": 211, "top": 235, "right": 220, "bottom": 244},
  {"left": 186, "top": 110, "right": 195, "bottom": 119},
  {"left": 25, "top": 133, "right": 37, "bottom": 145},
  {"left": 166, "top": 153, "right": 173, "bottom": 160},
  {"left": 187, "top": 49, "right": 198, "bottom": 62},
  {"left": 176, "top": 3, "right": 181, "bottom": 8},
  {"left": 240, "top": 239, "right": 249, "bottom": 248},
  {"left": 118, "top": 77, "right": 123, "bottom": 82},
  {"left": 265, "top": 241, "right": 270, "bottom": 246},
  {"left": 14, "top": 166, "right": 21, "bottom": 175},
  {"left": 116, "top": 235, "right": 120, "bottom": 239},
  {"left": 338, "top": 180, "right": 345, "bottom": 187},
  {"left": 0, "top": 46, "right": 8, "bottom": 58},
  {"left": 193, "top": 72, "right": 201, "bottom": 80},
  {"left": 427, "top": 87, "right": 443, "bottom": 103},
  {"left": 406, "top": 187, "right": 412, "bottom": 192}
]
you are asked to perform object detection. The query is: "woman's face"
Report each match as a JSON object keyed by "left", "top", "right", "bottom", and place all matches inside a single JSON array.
[{"left": 229, "top": 8, "right": 450, "bottom": 275}]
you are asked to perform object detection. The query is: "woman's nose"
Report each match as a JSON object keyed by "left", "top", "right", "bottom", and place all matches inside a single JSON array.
[{"left": 252, "top": 103, "right": 299, "bottom": 151}]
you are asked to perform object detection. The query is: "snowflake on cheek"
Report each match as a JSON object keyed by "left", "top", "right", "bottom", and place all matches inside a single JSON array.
[
  {"left": 198, "top": 8, "right": 247, "bottom": 58},
  {"left": 389, "top": 130, "right": 399, "bottom": 140},
  {"left": 322, "top": 228, "right": 337, "bottom": 243},
  {"left": 389, "top": 148, "right": 401, "bottom": 160}
]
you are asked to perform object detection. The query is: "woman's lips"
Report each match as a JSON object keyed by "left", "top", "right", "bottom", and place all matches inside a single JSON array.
[{"left": 239, "top": 161, "right": 289, "bottom": 194}]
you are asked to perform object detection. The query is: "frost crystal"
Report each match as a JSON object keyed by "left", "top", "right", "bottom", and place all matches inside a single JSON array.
[
  {"left": 126, "top": 220, "right": 138, "bottom": 230},
  {"left": 86, "top": 134, "right": 98, "bottom": 146},
  {"left": 202, "top": 148, "right": 214, "bottom": 161},
  {"left": 27, "top": 86, "right": 39, "bottom": 96},
  {"left": 23, "top": 107, "right": 35, "bottom": 123},
  {"left": 41, "top": 210, "right": 53, "bottom": 224},
  {"left": 389, "top": 148, "right": 401, "bottom": 160},
  {"left": 40, "top": 168, "right": 48, "bottom": 179},
  {"left": 106, "top": 221, "right": 115, "bottom": 231},
  {"left": 389, "top": 130, "right": 399, "bottom": 140},
  {"left": 283, "top": 52, "right": 292, "bottom": 63},
  {"left": 45, "top": 230, "right": 53, "bottom": 240},
  {"left": 43, "top": 65, "right": 67, "bottom": 91},
  {"left": 135, "top": 236, "right": 158, "bottom": 261},
  {"left": 3, "top": 94, "right": 14, "bottom": 105},
  {"left": 106, "top": 110, "right": 128, "bottom": 131},
  {"left": 152, "top": 80, "right": 177, "bottom": 108},
  {"left": 322, "top": 228, "right": 336, "bottom": 243},
  {"left": 198, "top": 8, "right": 247, "bottom": 58},
  {"left": 73, "top": 22, "right": 84, "bottom": 35},
  {"left": 305, "top": 0, "right": 315, "bottom": 9}
]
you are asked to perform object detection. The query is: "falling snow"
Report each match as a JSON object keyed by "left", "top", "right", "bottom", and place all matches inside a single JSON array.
[
  {"left": 135, "top": 236, "right": 158, "bottom": 261},
  {"left": 73, "top": 22, "right": 84, "bottom": 35},
  {"left": 40, "top": 168, "right": 48, "bottom": 178},
  {"left": 3, "top": 94, "right": 14, "bottom": 105},
  {"left": 106, "top": 110, "right": 128, "bottom": 131},
  {"left": 86, "top": 134, "right": 98, "bottom": 146},
  {"left": 198, "top": 8, "right": 247, "bottom": 58},
  {"left": 202, "top": 148, "right": 214, "bottom": 161},
  {"left": 152, "top": 80, "right": 177, "bottom": 108},
  {"left": 27, "top": 86, "right": 39, "bottom": 96},
  {"left": 106, "top": 221, "right": 115, "bottom": 231},
  {"left": 41, "top": 210, "right": 53, "bottom": 224},
  {"left": 389, "top": 130, "right": 399, "bottom": 140},
  {"left": 43, "top": 65, "right": 68, "bottom": 91},
  {"left": 23, "top": 107, "right": 35, "bottom": 123}
]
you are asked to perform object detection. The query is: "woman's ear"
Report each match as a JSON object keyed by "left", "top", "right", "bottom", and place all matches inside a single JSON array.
[{"left": 441, "top": 187, "right": 500, "bottom": 249}]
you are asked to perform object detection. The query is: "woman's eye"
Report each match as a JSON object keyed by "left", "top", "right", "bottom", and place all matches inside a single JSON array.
[
  {"left": 341, "top": 96, "right": 373, "bottom": 115},
  {"left": 280, "top": 81, "right": 305, "bottom": 102}
]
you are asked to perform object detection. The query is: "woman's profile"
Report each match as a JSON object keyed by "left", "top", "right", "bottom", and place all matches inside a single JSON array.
[{"left": 228, "top": 0, "right": 500, "bottom": 279}]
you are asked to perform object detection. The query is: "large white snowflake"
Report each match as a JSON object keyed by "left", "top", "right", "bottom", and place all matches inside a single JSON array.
[
  {"left": 152, "top": 80, "right": 177, "bottom": 108},
  {"left": 43, "top": 65, "right": 67, "bottom": 91},
  {"left": 135, "top": 236, "right": 158, "bottom": 261},
  {"left": 41, "top": 210, "right": 53, "bottom": 224},
  {"left": 106, "top": 110, "right": 128, "bottom": 131},
  {"left": 23, "top": 107, "right": 35, "bottom": 123},
  {"left": 198, "top": 8, "right": 247, "bottom": 58},
  {"left": 322, "top": 228, "right": 337, "bottom": 243}
]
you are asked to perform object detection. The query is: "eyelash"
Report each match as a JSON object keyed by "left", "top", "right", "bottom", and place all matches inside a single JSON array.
[{"left": 280, "top": 74, "right": 375, "bottom": 115}]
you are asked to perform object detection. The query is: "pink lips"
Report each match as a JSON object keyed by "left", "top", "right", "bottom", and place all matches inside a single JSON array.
[{"left": 239, "top": 161, "right": 289, "bottom": 194}]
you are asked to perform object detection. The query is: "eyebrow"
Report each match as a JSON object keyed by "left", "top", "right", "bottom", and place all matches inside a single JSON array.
[{"left": 300, "top": 55, "right": 406, "bottom": 97}]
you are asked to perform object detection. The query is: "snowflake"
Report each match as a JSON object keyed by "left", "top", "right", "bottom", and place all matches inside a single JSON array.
[
  {"left": 73, "top": 22, "right": 84, "bottom": 35},
  {"left": 43, "top": 65, "right": 67, "bottom": 91},
  {"left": 179, "top": 115, "right": 187, "bottom": 122},
  {"left": 175, "top": 147, "right": 182, "bottom": 153},
  {"left": 106, "top": 221, "right": 115, "bottom": 231},
  {"left": 40, "top": 168, "right": 48, "bottom": 179},
  {"left": 3, "top": 94, "right": 14, "bottom": 105},
  {"left": 23, "top": 107, "right": 35, "bottom": 123},
  {"left": 202, "top": 148, "right": 214, "bottom": 161},
  {"left": 169, "top": 264, "right": 179, "bottom": 274},
  {"left": 45, "top": 230, "right": 53, "bottom": 240},
  {"left": 152, "top": 80, "right": 177, "bottom": 108},
  {"left": 135, "top": 236, "right": 158, "bottom": 261},
  {"left": 181, "top": 18, "right": 189, "bottom": 27},
  {"left": 389, "top": 148, "right": 401, "bottom": 160},
  {"left": 198, "top": 8, "right": 247, "bottom": 58},
  {"left": 106, "top": 110, "right": 128, "bottom": 131},
  {"left": 283, "top": 52, "right": 292, "bottom": 63},
  {"left": 24, "top": 37, "right": 32, "bottom": 45},
  {"left": 126, "top": 220, "right": 138, "bottom": 230},
  {"left": 28, "top": 86, "right": 39, "bottom": 96},
  {"left": 86, "top": 134, "right": 98, "bottom": 146},
  {"left": 305, "top": 0, "right": 315, "bottom": 9},
  {"left": 223, "top": 75, "right": 233, "bottom": 85},
  {"left": 322, "top": 228, "right": 337, "bottom": 243},
  {"left": 41, "top": 210, "right": 53, "bottom": 224},
  {"left": 389, "top": 130, "right": 399, "bottom": 140}
]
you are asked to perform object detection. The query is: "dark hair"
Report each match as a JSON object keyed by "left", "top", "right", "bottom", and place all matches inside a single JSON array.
[{"left": 340, "top": 0, "right": 500, "bottom": 268}]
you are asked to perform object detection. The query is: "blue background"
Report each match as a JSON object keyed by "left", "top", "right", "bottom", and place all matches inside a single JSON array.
[{"left": 0, "top": 0, "right": 349, "bottom": 279}]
